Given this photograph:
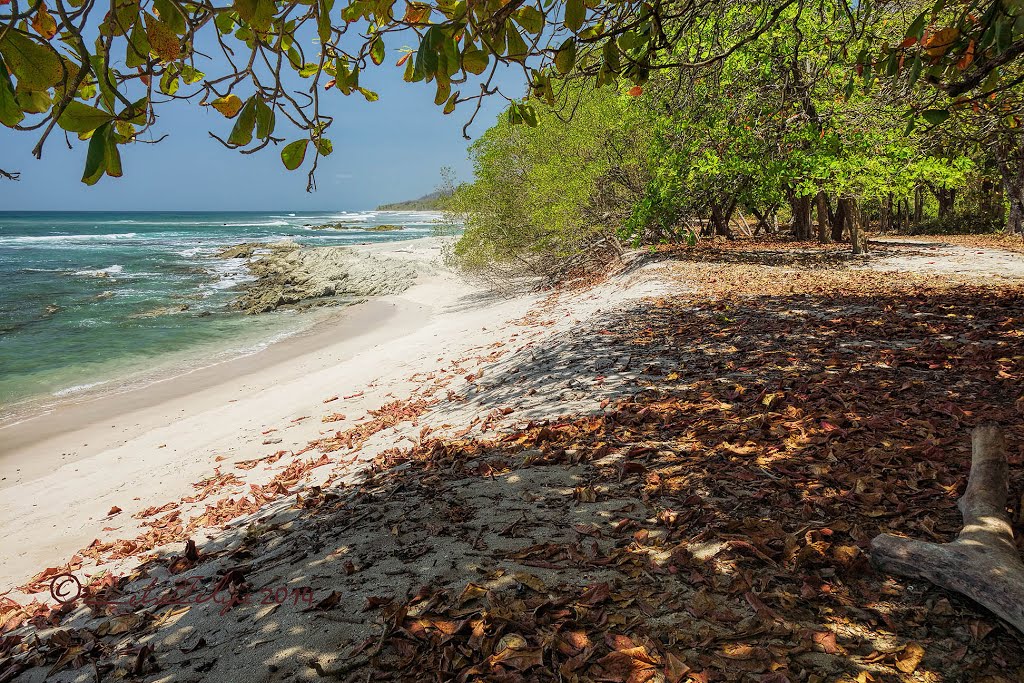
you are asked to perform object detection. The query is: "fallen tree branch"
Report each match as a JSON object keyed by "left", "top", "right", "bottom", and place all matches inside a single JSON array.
[{"left": 871, "top": 424, "right": 1024, "bottom": 636}]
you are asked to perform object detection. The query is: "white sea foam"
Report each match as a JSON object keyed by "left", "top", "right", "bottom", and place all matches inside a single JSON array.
[
  {"left": 0, "top": 232, "right": 138, "bottom": 245},
  {"left": 53, "top": 380, "right": 109, "bottom": 397},
  {"left": 74, "top": 264, "right": 124, "bottom": 276},
  {"left": 326, "top": 211, "right": 377, "bottom": 223}
]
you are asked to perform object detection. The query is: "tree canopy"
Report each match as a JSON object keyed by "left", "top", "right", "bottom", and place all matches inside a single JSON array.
[{"left": 1, "top": 0, "right": 1022, "bottom": 187}]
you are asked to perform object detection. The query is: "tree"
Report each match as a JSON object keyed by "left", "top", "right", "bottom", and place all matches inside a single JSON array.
[
  {"left": 623, "top": 5, "right": 975, "bottom": 251},
  {"left": 446, "top": 83, "right": 646, "bottom": 284}
]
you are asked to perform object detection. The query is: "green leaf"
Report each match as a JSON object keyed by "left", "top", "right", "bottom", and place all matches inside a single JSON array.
[
  {"left": 180, "top": 64, "right": 205, "bottom": 84},
  {"left": 159, "top": 67, "right": 180, "bottom": 95},
  {"left": 105, "top": 130, "right": 123, "bottom": 177},
  {"left": 153, "top": 0, "right": 185, "bottom": 33},
  {"left": 443, "top": 92, "right": 457, "bottom": 115},
  {"left": 434, "top": 79, "right": 450, "bottom": 106},
  {"left": 0, "top": 30, "right": 64, "bottom": 91},
  {"left": 255, "top": 97, "right": 275, "bottom": 139},
  {"left": 602, "top": 38, "right": 619, "bottom": 70},
  {"left": 996, "top": 16, "right": 1012, "bottom": 53},
  {"left": 358, "top": 87, "right": 378, "bottom": 102},
  {"left": 564, "top": 0, "right": 584, "bottom": 32},
  {"left": 234, "top": 0, "right": 276, "bottom": 33},
  {"left": 905, "top": 11, "right": 927, "bottom": 40},
  {"left": 215, "top": 12, "right": 235, "bottom": 34},
  {"left": 507, "top": 102, "right": 523, "bottom": 125},
  {"left": 414, "top": 28, "right": 440, "bottom": 81},
  {"left": 281, "top": 139, "right": 308, "bottom": 170},
  {"left": 228, "top": 96, "right": 257, "bottom": 146},
  {"left": 462, "top": 45, "right": 488, "bottom": 75},
  {"left": 82, "top": 122, "right": 110, "bottom": 185},
  {"left": 442, "top": 36, "right": 460, "bottom": 77},
  {"left": 0, "top": 59, "right": 24, "bottom": 128},
  {"left": 921, "top": 108, "right": 950, "bottom": 125},
  {"left": 119, "top": 96, "right": 148, "bottom": 124},
  {"left": 315, "top": 137, "right": 333, "bottom": 155},
  {"left": 554, "top": 37, "right": 576, "bottom": 74},
  {"left": 125, "top": 21, "right": 152, "bottom": 68},
  {"left": 843, "top": 74, "right": 855, "bottom": 100},
  {"left": 520, "top": 102, "right": 538, "bottom": 126},
  {"left": 317, "top": 0, "right": 334, "bottom": 43},
  {"left": 102, "top": 0, "right": 140, "bottom": 37},
  {"left": 57, "top": 100, "right": 115, "bottom": 133},
  {"left": 515, "top": 6, "right": 544, "bottom": 34},
  {"left": 505, "top": 24, "right": 529, "bottom": 61},
  {"left": 370, "top": 36, "right": 385, "bottom": 65},
  {"left": 907, "top": 54, "right": 922, "bottom": 87},
  {"left": 14, "top": 86, "right": 50, "bottom": 114}
]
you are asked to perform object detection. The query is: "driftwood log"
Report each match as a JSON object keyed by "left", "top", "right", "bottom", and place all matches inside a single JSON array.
[{"left": 871, "top": 424, "right": 1024, "bottom": 636}]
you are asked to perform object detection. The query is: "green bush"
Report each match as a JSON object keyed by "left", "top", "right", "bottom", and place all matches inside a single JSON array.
[
  {"left": 910, "top": 212, "right": 1004, "bottom": 235},
  {"left": 444, "top": 87, "right": 650, "bottom": 288}
]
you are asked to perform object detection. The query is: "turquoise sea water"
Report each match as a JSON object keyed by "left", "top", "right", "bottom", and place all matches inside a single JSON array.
[{"left": 0, "top": 210, "right": 443, "bottom": 415}]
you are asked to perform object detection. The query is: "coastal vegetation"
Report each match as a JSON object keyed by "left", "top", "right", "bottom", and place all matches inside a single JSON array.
[{"left": 440, "top": 3, "right": 1022, "bottom": 279}]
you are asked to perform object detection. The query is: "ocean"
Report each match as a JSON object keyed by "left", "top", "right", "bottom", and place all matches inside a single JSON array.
[{"left": 0, "top": 210, "right": 446, "bottom": 418}]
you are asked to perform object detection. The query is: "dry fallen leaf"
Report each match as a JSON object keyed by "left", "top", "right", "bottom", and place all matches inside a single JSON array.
[{"left": 894, "top": 642, "right": 926, "bottom": 673}]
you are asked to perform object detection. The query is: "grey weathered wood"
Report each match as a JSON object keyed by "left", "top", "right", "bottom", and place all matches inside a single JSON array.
[{"left": 871, "top": 425, "right": 1024, "bottom": 636}]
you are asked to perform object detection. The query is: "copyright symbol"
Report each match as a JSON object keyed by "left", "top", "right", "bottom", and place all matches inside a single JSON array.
[{"left": 50, "top": 573, "right": 82, "bottom": 604}]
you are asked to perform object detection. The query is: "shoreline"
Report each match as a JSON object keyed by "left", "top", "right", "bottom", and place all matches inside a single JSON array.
[
  {"left": 0, "top": 236, "right": 477, "bottom": 585},
  {"left": 0, "top": 296, "right": 411, "bottom": 487},
  {"left": 0, "top": 232, "right": 430, "bottom": 432}
]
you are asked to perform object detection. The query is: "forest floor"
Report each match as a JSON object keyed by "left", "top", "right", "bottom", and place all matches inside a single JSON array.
[{"left": 3, "top": 234, "right": 1024, "bottom": 683}]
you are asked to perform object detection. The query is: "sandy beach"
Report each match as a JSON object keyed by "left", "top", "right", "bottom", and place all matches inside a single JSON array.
[
  {"left": 0, "top": 235, "right": 672, "bottom": 590},
  {"left": 4, "top": 237, "right": 1024, "bottom": 681},
  {"left": 0, "top": 237, "right": 458, "bottom": 582}
]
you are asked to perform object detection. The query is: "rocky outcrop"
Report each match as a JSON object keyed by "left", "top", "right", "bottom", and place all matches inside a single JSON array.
[
  {"left": 233, "top": 245, "right": 418, "bottom": 314},
  {"left": 216, "top": 243, "right": 259, "bottom": 259},
  {"left": 306, "top": 223, "right": 359, "bottom": 230},
  {"left": 216, "top": 241, "right": 299, "bottom": 259},
  {"left": 130, "top": 304, "right": 190, "bottom": 318}
]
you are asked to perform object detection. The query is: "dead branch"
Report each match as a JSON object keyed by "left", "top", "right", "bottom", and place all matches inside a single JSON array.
[{"left": 871, "top": 424, "right": 1024, "bottom": 636}]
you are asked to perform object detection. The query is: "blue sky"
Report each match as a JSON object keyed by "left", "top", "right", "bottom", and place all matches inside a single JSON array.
[{"left": 0, "top": 52, "right": 523, "bottom": 212}]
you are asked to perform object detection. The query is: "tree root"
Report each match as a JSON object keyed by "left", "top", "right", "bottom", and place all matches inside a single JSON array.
[{"left": 871, "top": 424, "right": 1024, "bottom": 636}]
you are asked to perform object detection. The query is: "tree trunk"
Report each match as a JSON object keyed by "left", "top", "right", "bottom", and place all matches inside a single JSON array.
[
  {"left": 998, "top": 161, "right": 1024, "bottom": 235},
  {"left": 815, "top": 192, "right": 830, "bottom": 243},
  {"left": 880, "top": 194, "right": 892, "bottom": 233},
  {"left": 872, "top": 426, "right": 1024, "bottom": 637},
  {"left": 913, "top": 186, "right": 924, "bottom": 224},
  {"left": 788, "top": 194, "right": 812, "bottom": 239},
  {"left": 710, "top": 201, "right": 735, "bottom": 239},
  {"left": 845, "top": 198, "right": 866, "bottom": 255},
  {"left": 831, "top": 196, "right": 846, "bottom": 241},
  {"left": 935, "top": 187, "right": 956, "bottom": 218}
]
